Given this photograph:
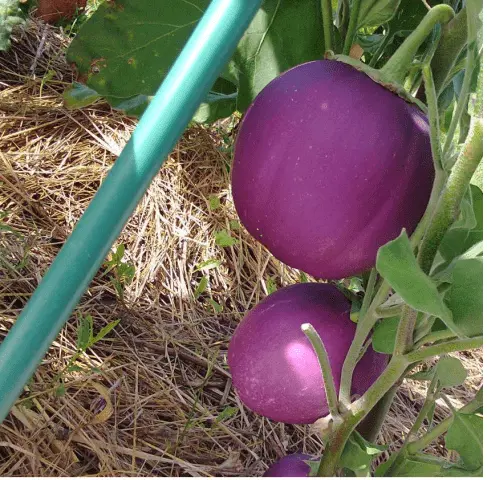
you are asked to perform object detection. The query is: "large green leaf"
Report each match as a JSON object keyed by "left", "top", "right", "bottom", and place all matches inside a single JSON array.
[
  {"left": 231, "top": 0, "right": 325, "bottom": 111},
  {"left": 66, "top": 0, "right": 210, "bottom": 99},
  {"left": 0, "top": 0, "right": 24, "bottom": 51},
  {"left": 445, "top": 412, "right": 483, "bottom": 470},
  {"left": 376, "top": 231, "right": 460, "bottom": 336}
]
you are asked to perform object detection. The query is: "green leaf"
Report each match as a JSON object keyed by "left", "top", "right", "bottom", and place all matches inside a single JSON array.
[
  {"left": 214, "top": 406, "right": 238, "bottom": 424},
  {"left": 436, "top": 356, "right": 468, "bottom": 388},
  {"left": 66, "top": 0, "right": 210, "bottom": 103},
  {"left": 229, "top": 219, "right": 240, "bottom": 231},
  {"left": 55, "top": 382, "right": 66, "bottom": 397},
  {"left": 0, "top": 0, "right": 25, "bottom": 51},
  {"left": 376, "top": 454, "right": 481, "bottom": 477},
  {"left": 339, "top": 431, "right": 386, "bottom": 476},
  {"left": 443, "top": 257, "right": 483, "bottom": 337},
  {"left": 208, "top": 195, "right": 221, "bottom": 211},
  {"left": 438, "top": 185, "right": 483, "bottom": 265},
  {"left": 231, "top": 0, "right": 325, "bottom": 111},
  {"left": 299, "top": 271, "right": 308, "bottom": 283},
  {"left": 194, "top": 277, "right": 208, "bottom": 299},
  {"left": 194, "top": 259, "right": 221, "bottom": 272},
  {"left": 305, "top": 459, "right": 321, "bottom": 477},
  {"left": 445, "top": 412, "right": 483, "bottom": 470},
  {"left": 266, "top": 277, "right": 277, "bottom": 294},
  {"left": 356, "top": 0, "right": 400, "bottom": 29},
  {"left": 91, "top": 319, "right": 120, "bottom": 345},
  {"left": 209, "top": 298, "right": 223, "bottom": 313},
  {"left": 193, "top": 77, "right": 237, "bottom": 123},
  {"left": 77, "top": 314, "right": 93, "bottom": 351},
  {"left": 214, "top": 230, "right": 237, "bottom": 247},
  {"left": 63, "top": 82, "right": 101, "bottom": 109},
  {"left": 376, "top": 230, "right": 459, "bottom": 336},
  {"left": 372, "top": 316, "right": 400, "bottom": 354},
  {"left": 409, "top": 356, "right": 467, "bottom": 388}
]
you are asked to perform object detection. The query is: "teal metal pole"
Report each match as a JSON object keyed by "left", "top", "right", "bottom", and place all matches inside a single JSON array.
[{"left": 0, "top": 0, "right": 262, "bottom": 422}]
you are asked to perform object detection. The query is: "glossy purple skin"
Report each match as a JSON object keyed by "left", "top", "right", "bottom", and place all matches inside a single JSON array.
[
  {"left": 228, "top": 283, "right": 388, "bottom": 424},
  {"left": 264, "top": 453, "right": 314, "bottom": 477},
  {"left": 232, "top": 59, "right": 434, "bottom": 280}
]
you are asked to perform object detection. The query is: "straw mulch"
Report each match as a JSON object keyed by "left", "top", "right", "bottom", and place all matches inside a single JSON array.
[{"left": 0, "top": 19, "right": 482, "bottom": 477}]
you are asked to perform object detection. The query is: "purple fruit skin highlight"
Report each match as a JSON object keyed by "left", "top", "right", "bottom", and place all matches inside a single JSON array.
[
  {"left": 264, "top": 453, "right": 314, "bottom": 477},
  {"left": 232, "top": 59, "right": 434, "bottom": 280},
  {"left": 228, "top": 283, "right": 388, "bottom": 424}
]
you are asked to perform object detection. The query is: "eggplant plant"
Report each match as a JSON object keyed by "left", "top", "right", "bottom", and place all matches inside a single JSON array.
[{"left": 61, "top": 0, "right": 483, "bottom": 476}]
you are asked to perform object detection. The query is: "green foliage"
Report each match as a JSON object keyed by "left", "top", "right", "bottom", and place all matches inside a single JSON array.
[
  {"left": 66, "top": 0, "right": 210, "bottom": 103},
  {"left": 412, "top": 356, "right": 467, "bottom": 388},
  {"left": 265, "top": 277, "right": 277, "bottom": 294},
  {"left": 445, "top": 412, "right": 483, "bottom": 470},
  {"left": 194, "top": 276, "right": 208, "bottom": 299},
  {"left": 0, "top": 0, "right": 24, "bottom": 51},
  {"left": 372, "top": 316, "right": 400, "bottom": 354},
  {"left": 338, "top": 431, "right": 386, "bottom": 476},
  {"left": 214, "top": 230, "right": 237, "bottom": 247},
  {"left": 231, "top": 0, "right": 325, "bottom": 111},
  {"left": 66, "top": 0, "right": 326, "bottom": 119},
  {"left": 208, "top": 195, "right": 221, "bottom": 211},
  {"left": 208, "top": 298, "right": 223, "bottom": 313},
  {"left": 194, "top": 259, "right": 221, "bottom": 272},
  {"left": 376, "top": 454, "right": 481, "bottom": 477},
  {"left": 442, "top": 257, "right": 483, "bottom": 337},
  {"left": 376, "top": 230, "right": 459, "bottom": 336},
  {"left": 103, "top": 244, "right": 136, "bottom": 301},
  {"left": 213, "top": 405, "right": 238, "bottom": 425},
  {"left": 435, "top": 356, "right": 467, "bottom": 388},
  {"left": 356, "top": 0, "right": 400, "bottom": 30},
  {"left": 63, "top": 82, "right": 101, "bottom": 109},
  {"left": 437, "top": 185, "right": 483, "bottom": 266}
]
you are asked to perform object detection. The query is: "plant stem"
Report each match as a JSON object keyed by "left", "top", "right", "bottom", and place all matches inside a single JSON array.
[
  {"left": 394, "top": 306, "right": 418, "bottom": 356},
  {"left": 386, "top": 374, "right": 440, "bottom": 476},
  {"left": 359, "top": 268, "right": 377, "bottom": 322},
  {"left": 321, "top": 0, "right": 335, "bottom": 52},
  {"left": 423, "top": 65, "right": 444, "bottom": 171},
  {"left": 318, "top": 414, "right": 358, "bottom": 476},
  {"left": 409, "top": 66, "right": 449, "bottom": 252},
  {"left": 302, "top": 323, "right": 340, "bottom": 421},
  {"left": 418, "top": 118, "right": 483, "bottom": 273},
  {"left": 356, "top": 375, "right": 403, "bottom": 442},
  {"left": 443, "top": 4, "right": 479, "bottom": 156},
  {"left": 351, "top": 355, "right": 409, "bottom": 417},
  {"left": 407, "top": 386, "right": 483, "bottom": 455},
  {"left": 320, "top": 355, "right": 411, "bottom": 474},
  {"left": 380, "top": 5, "right": 455, "bottom": 84},
  {"left": 375, "top": 303, "right": 403, "bottom": 318},
  {"left": 413, "top": 329, "right": 455, "bottom": 348},
  {"left": 339, "top": 280, "right": 390, "bottom": 406},
  {"left": 430, "top": 8, "right": 467, "bottom": 96},
  {"left": 406, "top": 335, "right": 483, "bottom": 363},
  {"left": 342, "top": 0, "right": 361, "bottom": 55}
]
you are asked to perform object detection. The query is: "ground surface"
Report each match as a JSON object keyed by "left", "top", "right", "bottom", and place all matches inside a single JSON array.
[{"left": 0, "top": 19, "right": 482, "bottom": 477}]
